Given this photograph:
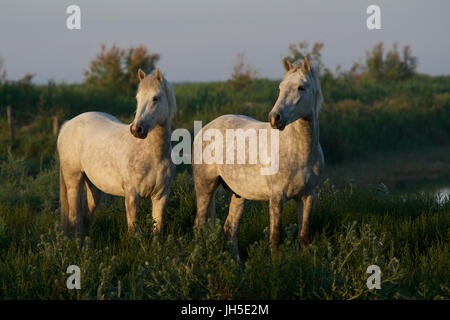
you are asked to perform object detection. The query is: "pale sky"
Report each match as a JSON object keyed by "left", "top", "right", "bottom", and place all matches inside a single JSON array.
[{"left": 0, "top": 0, "right": 449, "bottom": 83}]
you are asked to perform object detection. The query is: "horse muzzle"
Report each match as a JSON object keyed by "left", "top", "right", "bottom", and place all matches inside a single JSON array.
[
  {"left": 268, "top": 111, "right": 285, "bottom": 130},
  {"left": 130, "top": 122, "right": 148, "bottom": 139}
]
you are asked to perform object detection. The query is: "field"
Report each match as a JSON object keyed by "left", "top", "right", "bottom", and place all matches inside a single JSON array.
[{"left": 0, "top": 73, "right": 449, "bottom": 299}]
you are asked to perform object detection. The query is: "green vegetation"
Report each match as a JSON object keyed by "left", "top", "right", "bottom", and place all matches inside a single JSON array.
[
  {"left": 1, "top": 72, "right": 449, "bottom": 164},
  {"left": 0, "top": 42, "right": 448, "bottom": 299},
  {"left": 84, "top": 44, "right": 160, "bottom": 95},
  {"left": 0, "top": 157, "right": 448, "bottom": 299}
]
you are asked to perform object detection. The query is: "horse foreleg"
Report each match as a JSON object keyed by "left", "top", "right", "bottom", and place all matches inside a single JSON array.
[
  {"left": 151, "top": 193, "right": 169, "bottom": 234},
  {"left": 125, "top": 193, "right": 139, "bottom": 232},
  {"left": 269, "top": 196, "right": 283, "bottom": 251},
  {"left": 224, "top": 193, "right": 246, "bottom": 254},
  {"left": 300, "top": 192, "right": 315, "bottom": 248}
]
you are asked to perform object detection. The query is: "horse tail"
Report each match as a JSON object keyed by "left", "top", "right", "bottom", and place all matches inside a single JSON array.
[{"left": 59, "top": 166, "right": 70, "bottom": 234}]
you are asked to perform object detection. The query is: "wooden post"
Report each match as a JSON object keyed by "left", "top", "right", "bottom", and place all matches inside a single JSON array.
[
  {"left": 53, "top": 115, "right": 59, "bottom": 136},
  {"left": 7, "top": 106, "right": 14, "bottom": 141}
]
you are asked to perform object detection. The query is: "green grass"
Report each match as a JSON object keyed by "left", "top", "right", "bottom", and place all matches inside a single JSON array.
[{"left": 0, "top": 155, "right": 448, "bottom": 300}]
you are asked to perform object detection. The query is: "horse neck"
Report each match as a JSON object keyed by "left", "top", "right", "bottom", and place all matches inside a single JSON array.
[
  {"left": 144, "top": 122, "right": 172, "bottom": 159},
  {"left": 284, "top": 111, "right": 320, "bottom": 162}
]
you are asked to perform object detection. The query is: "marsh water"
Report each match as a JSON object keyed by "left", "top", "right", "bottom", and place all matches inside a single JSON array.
[
  {"left": 434, "top": 186, "right": 450, "bottom": 205},
  {"left": 391, "top": 179, "right": 450, "bottom": 205}
]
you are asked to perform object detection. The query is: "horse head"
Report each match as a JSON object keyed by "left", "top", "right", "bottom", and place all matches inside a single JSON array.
[
  {"left": 268, "top": 56, "right": 323, "bottom": 130},
  {"left": 130, "top": 68, "right": 176, "bottom": 139}
]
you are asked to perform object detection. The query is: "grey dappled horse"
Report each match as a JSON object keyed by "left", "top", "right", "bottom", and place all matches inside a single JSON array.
[{"left": 193, "top": 57, "right": 324, "bottom": 251}]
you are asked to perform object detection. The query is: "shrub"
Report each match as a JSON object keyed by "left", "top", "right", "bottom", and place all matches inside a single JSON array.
[
  {"left": 84, "top": 44, "right": 160, "bottom": 95},
  {"left": 364, "top": 42, "right": 417, "bottom": 82},
  {"left": 228, "top": 52, "right": 258, "bottom": 92}
]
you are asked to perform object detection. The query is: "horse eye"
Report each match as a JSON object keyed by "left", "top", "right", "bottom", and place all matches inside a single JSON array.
[
  {"left": 298, "top": 85, "right": 305, "bottom": 91},
  {"left": 153, "top": 96, "right": 159, "bottom": 102}
]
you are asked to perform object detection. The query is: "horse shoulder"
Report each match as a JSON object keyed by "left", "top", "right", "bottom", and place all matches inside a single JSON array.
[{"left": 280, "top": 142, "right": 324, "bottom": 199}]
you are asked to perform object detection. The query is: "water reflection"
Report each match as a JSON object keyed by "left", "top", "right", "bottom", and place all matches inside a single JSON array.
[
  {"left": 390, "top": 179, "right": 450, "bottom": 205},
  {"left": 435, "top": 186, "right": 450, "bottom": 205}
]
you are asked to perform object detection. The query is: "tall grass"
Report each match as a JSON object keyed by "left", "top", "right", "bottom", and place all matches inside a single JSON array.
[{"left": 0, "top": 154, "right": 448, "bottom": 299}]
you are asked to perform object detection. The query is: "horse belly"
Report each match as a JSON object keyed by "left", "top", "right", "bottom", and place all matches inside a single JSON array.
[
  {"left": 83, "top": 164, "right": 124, "bottom": 196},
  {"left": 80, "top": 146, "right": 125, "bottom": 197},
  {"left": 219, "top": 165, "right": 270, "bottom": 200},
  {"left": 89, "top": 173, "right": 124, "bottom": 196}
]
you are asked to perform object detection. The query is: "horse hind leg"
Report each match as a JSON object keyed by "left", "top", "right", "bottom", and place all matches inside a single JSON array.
[
  {"left": 60, "top": 167, "right": 83, "bottom": 236},
  {"left": 60, "top": 166, "right": 70, "bottom": 235},
  {"left": 193, "top": 169, "right": 220, "bottom": 228},
  {"left": 207, "top": 194, "right": 216, "bottom": 224},
  {"left": 224, "top": 192, "right": 246, "bottom": 254},
  {"left": 81, "top": 175, "right": 102, "bottom": 237}
]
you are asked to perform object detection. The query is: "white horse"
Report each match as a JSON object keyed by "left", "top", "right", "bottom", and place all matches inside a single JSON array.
[
  {"left": 193, "top": 57, "right": 324, "bottom": 251},
  {"left": 57, "top": 69, "right": 176, "bottom": 236}
]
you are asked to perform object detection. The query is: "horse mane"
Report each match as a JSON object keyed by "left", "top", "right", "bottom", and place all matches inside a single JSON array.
[
  {"left": 285, "top": 59, "right": 323, "bottom": 114},
  {"left": 162, "top": 77, "right": 177, "bottom": 120},
  {"left": 311, "top": 66, "right": 323, "bottom": 114}
]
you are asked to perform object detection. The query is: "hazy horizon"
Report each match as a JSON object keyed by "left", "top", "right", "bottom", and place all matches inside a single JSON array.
[{"left": 1, "top": 0, "right": 449, "bottom": 84}]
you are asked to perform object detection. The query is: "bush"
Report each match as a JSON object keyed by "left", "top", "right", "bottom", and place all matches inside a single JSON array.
[
  {"left": 227, "top": 52, "right": 258, "bottom": 92},
  {"left": 364, "top": 42, "right": 417, "bottom": 82},
  {"left": 84, "top": 44, "right": 160, "bottom": 95}
]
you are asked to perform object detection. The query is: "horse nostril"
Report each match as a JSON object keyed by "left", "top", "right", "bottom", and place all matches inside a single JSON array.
[
  {"left": 137, "top": 126, "right": 143, "bottom": 135},
  {"left": 275, "top": 113, "right": 281, "bottom": 122}
]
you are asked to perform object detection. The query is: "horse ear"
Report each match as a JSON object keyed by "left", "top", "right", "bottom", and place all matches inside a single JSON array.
[
  {"left": 155, "top": 69, "right": 163, "bottom": 83},
  {"left": 282, "top": 58, "right": 293, "bottom": 72},
  {"left": 302, "top": 56, "right": 311, "bottom": 75},
  {"left": 138, "top": 68, "right": 146, "bottom": 81}
]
